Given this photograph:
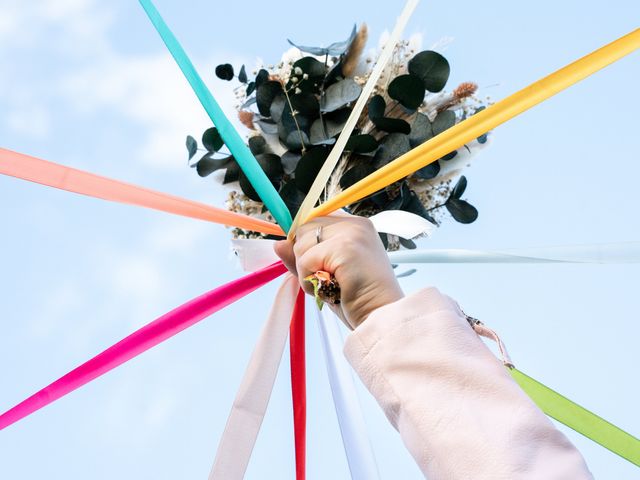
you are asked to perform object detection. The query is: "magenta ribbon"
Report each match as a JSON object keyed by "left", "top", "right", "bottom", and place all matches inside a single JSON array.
[{"left": 0, "top": 261, "right": 287, "bottom": 430}]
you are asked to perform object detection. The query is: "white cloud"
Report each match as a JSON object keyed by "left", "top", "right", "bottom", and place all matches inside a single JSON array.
[{"left": 0, "top": 0, "right": 247, "bottom": 169}]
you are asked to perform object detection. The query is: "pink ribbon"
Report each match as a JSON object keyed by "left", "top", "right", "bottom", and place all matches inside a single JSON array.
[{"left": 0, "top": 261, "right": 287, "bottom": 430}]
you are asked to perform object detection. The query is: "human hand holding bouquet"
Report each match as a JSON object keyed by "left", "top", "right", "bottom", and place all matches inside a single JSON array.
[{"left": 274, "top": 212, "right": 403, "bottom": 329}]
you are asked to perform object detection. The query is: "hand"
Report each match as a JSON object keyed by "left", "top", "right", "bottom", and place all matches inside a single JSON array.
[{"left": 274, "top": 213, "right": 404, "bottom": 329}]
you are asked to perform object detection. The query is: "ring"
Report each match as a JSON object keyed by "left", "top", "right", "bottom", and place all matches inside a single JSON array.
[{"left": 315, "top": 226, "right": 322, "bottom": 244}]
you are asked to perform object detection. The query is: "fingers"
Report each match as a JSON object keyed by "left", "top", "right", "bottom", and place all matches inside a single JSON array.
[{"left": 295, "top": 241, "right": 335, "bottom": 295}]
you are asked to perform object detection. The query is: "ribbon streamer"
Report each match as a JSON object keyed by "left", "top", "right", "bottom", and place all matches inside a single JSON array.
[
  {"left": 308, "top": 28, "right": 640, "bottom": 220},
  {"left": 316, "top": 308, "right": 380, "bottom": 479},
  {"left": 209, "top": 275, "right": 299, "bottom": 480},
  {"left": 289, "top": 0, "right": 419, "bottom": 238},
  {"left": 388, "top": 242, "right": 640, "bottom": 264},
  {"left": 290, "top": 288, "right": 307, "bottom": 479},
  {"left": 0, "top": 262, "right": 287, "bottom": 430},
  {"left": 511, "top": 368, "right": 640, "bottom": 467},
  {"left": 139, "top": 0, "right": 292, "bottom": 231},
  {"left": 0, "top": 148, "right": 283, "bottom": 236}
]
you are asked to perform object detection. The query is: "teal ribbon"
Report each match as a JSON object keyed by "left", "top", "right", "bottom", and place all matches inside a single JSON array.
[{"left": 138, "top": 0, "right": 292, "bottom": 232}]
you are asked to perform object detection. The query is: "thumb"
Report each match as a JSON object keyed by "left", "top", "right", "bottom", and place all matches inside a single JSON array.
[{"left": 273, "top": 240, "right": 297, "bottom": 275}]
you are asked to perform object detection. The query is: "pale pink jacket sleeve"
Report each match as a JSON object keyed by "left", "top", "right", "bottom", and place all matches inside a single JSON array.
[{"left": 343, "top": 287, "right": 593, "bottom": 480}]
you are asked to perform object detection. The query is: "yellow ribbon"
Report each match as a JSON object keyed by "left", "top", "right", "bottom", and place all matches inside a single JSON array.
[{"left": 304, "top": 28, "right": 639, "bottom": 222}]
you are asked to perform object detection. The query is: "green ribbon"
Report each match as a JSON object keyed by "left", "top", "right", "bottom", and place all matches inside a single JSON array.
[
  {"left": 138, "top": 0, "right": 292, "bottom": 232},
  {"left": 511, "top": 368, "right": 640, "bottom": 467}
]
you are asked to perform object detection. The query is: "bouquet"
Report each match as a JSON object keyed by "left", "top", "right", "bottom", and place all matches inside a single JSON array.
[{"left": 185, "top": 25, "right": 490, "bottom": 250}]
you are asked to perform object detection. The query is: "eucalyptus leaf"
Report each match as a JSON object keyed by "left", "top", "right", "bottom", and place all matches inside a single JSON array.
[
  {"left": 186, "top": 135, "right": 197, "bottom": 160},
  {"left": 248, "top": 135, "right": 269, "bottom": 155},
  {"left": 246, "top": 82, "right": 256, "bottom": 96},
  {"left": 379, "top": 232, "right": 389, "bottom": 249},
  {"left": 309, "top": 109, "right": 349, "bottom": 144},
  {"left": 196, "top": 154, "right": 233, "bottom": 177},
  {"left": 287, "top": 25, "right": 356, "bottom": 56},
  {"left": 291, "top": 91, "right": 319, "bottom": 117},
  {"left": 223, "top": 162, "right": 239, "bottom": 184},
  {"left": 290, "top": 57, "right": 326, "bottom": 93},
  {"left": 256, "top": 81, "right": 283, "bottom": 117},
  {"left": 402, "top": 191, "right": 436, "bottom": 223},
  {"left": 294, "top": 146, "right": 329, "bottom": 192},
  {"left": 396, "top": 268, "right": 417, "bottom": 278},
  {"left": 388, "top": 74, "right": 425, "bottom": 110},
  {"left": 255, "top": 69, "right": 269, "bottom": 88},
  {"left": 241, "top": 96, "right": 256, "bottom": 109},
  {"left": 215, "top": 63, "right": 234, "bottom": 81},
  {"left": 285, "top": 130, "right": 310, "bottom": 151},
  {"left": 255, "top": 118, "right": 278, "bottom": 135},
  {"left": 202, "top": 127, "right": 223, "bottom": 152},
  {"left": 238, "top": 153, "right": 283, "bottom": 201},
  {"left": 414, "top": 160, "right": 440, "bottom": 179},
  {"left": 280, "top": 181, "right": 307, "bottom": 217},
  {"left": 446, "top": 197, "right": 478, "bottom": 223},
  {"left": 372, "top": 117, "right": 411, "bottom": 134},
  {"left": 373, "top": 133, "right": 411, "bottom": 168},
  {"left": 408, "top": 51, "right": 450, "bottom": 92},
  {"left": 238, "top": 65, "right": 247, "bottom": 83},
  {"left": 344, "top": 134, "right": 378, "bottom": 154},
  {"left": 451, "top": 175, "right": 467, "bottom": 199},
  {"left": 368, "top": 94, "right": 386, "bottom": 120},
  {"left": 432, "top": 110, "right": 456, "bottom": 136},
  {"left": 441, "top": 150, "right": 458, "bottom": 161},
  {"left": 321, "top": 79, "right": 361, "bottom": 112},
  {"left": 409, "top": 113, "right": 433, "bottom": 147},
  {"left": 281, "top": 151, "right": 302, "bottom": 175},
  {"left": 269, "top": 94, "right": 286, "bottom": 122},
  {"left": 340, "top": 163, "right": 375, "bottom": 189},
  {"left": 399, "top": 237, "right": 417, "bottom": 249}
]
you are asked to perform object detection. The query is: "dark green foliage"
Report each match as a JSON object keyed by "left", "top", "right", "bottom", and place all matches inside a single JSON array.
[
  {"left": 388, "top": 74, "right": 425, "bottom": 110},
  {"left": 202, "top": 127, "right": 223, "bottom": 152},
  {"left": 344, "top": 134, "right": 378, "bottom": 154},
  {"left": 295, "top": 146, "right": 329, "bottom": 193},
  {"left": 445, "top": 176, "right": 478, "bottom": 223},
  {"left": 408, "top": 51, "right": 450, "bottom": 92},
  {"left": 215, "top": 64, "right": 234, "bottom": 81},
  {"left": 186, "top": 135, "right": 197, "bottom": 160}
]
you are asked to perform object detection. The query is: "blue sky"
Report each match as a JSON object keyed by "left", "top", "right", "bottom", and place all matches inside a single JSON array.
[{"left": 0, "top": 0, "right": 638, "bottom": 478}]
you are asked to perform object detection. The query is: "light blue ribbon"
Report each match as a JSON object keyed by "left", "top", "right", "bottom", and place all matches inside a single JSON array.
[{"left": 139, "top": 0, "right": 292, "bottom": 232}]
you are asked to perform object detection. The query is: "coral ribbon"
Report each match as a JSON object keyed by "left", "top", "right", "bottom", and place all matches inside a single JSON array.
[
  {"left": 0, "top": 262, "right": 287, "bottom": 430},
  {"left": 290, "top": 288, "right": 306, "bottom": 479},
  {"left": 138, "top": 0, "right": 292, "bottom": 232},
  {"left": 209, "top": 274, "right": 299, "bottom": 479},
  {"left": 308, "top": 28, "right": 640, "bottom": 220},
  {"left": 0, "top": 147, "right": 283, "bottom": 236}
]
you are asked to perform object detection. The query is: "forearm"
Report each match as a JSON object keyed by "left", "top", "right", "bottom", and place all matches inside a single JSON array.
[{"left": 344, "top": 287, "right": 593, "bottom": 479}]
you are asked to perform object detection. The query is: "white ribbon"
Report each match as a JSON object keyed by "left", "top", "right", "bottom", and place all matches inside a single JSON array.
[
  {"left": 388, "top": 242, "right": 640, "bottom": 264},
  {"left": 315, "top": 307, "right": 381, "bottom": 479},
  {"left": 209, "top": 274, "right": 299, "bottom": 480}
]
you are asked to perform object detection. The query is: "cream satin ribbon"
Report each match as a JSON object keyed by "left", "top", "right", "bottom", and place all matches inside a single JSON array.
[
  {"left": 288, "top": 0, "right": 420, "bottom": 239},
  {"left": 209, "top": 274, "right": 299, "bottom": 479}
]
